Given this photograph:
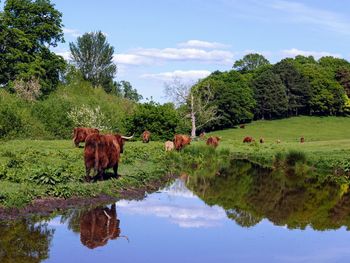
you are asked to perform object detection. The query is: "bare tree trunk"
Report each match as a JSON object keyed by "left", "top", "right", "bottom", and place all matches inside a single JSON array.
[{"left": 190, "top": 93, "right": 196, "bottom": 139}]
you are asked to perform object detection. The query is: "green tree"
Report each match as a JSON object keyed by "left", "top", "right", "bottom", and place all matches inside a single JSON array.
[
  {"left": 252, "top": 69, "right": 288, "bottom": 119},
  {"left": 0, "top": 0, "right": 66, "bottom": 95},
  {"left": 69, "top": 31, "right": 117, "bottom": 93},
  {"left": 196, "top": 70, "right": 255, "bottom": 129},
  {"left": 273, "top": 59, "right": 311, "bottom": 116},
  {"left": 336, "top": 67, "right": 350, "bottom": 97},
  {"left": 124, "top": 102, "right": 186, "bottom": 140},
  {"left": 116, "top": 80, "right": 143, "bottom": 102},
  {"left": 233, "top": 53, "right": 270, "bottom": 72}
]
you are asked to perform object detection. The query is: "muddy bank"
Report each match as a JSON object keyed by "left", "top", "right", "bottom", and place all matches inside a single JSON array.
[{"left": 0, "top": 174, "right": 176, "bottom": 220}]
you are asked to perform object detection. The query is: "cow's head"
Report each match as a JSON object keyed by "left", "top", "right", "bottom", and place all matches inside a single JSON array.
[{"left": 117, "top": 134, "right": 134, "bottom": 153}]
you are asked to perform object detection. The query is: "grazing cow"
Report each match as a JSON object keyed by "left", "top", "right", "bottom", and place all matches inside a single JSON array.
[
  {"left": 80, "top": 204, "right": 127, "bottom": 249},
  {"left": 199, "top": 132, "right": 206, "bottom": 140},
  {"left": 260, "top": 137, "right": 265, "bottom": 144},
  {"left": 243, "top": 136, "right": 254, "bottom": 143},
  {"left": 300, "top": 136, "right": 305, "bottom": 143},
  {"left": 84, "top": 133, "right": 133, "bottom": 182},
  {"left": 142, "top": 130, "right": 151, "bottom": 143},
  {"left": 206, "top": 136, "right": 221, "bottom": 148},
  {"left": 240, "top": 124, "right": 245, "bottom": 129},
  {"left": 276, "top": 139, "right": 281, "bottom": 144},
  {"left": 73, "top": 127, "right": 99, "bottom": 147},
  {"left": 173, "top": 134, "right": 191, "bottom": 151},
  {"left": 165, "top": 141, "right": 175, "bottom": 151}
]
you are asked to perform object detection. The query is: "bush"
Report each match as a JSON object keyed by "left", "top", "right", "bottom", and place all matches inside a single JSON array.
[{"left": 285, "top": 150, "right": 307, "bottom": 166}]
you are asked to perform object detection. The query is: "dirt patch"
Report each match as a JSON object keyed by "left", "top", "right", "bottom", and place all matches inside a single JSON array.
[{"left": 0, "top": 174, "right": 176, "bottom": 220}]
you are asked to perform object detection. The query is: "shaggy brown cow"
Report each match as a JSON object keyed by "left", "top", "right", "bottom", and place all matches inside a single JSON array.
[
  {"left": 206, "top": 136, "right": 221, "bottom": 148},
  {"left": 243, "top": 136, "right": 254, "bottom": 143},
  {"left": 199, "top": 132, "right": 206, "bottom": 140},
  {"left": 240, "top": 124, "right": 245, "bottom": 129},
  {"left": 80, "top": 204, "right": 126, "bottom": 249},
  {"left": 173, "top": 134, "right": 191, "bottom": 151},
  {"left": 142, "top": 130, "right": 151, "bottom": 143},
  {"left": 300, "top": 136, "right": 305, "bottom": 143},
  {"left": 73, "top": 127, "right": 99, "bottom": 147},
  {"left": 84, "top": 133, "right": 133, "bottom": 181},
  {"left": 260, "top": 137, "right": 265, "bottom": 144},
  {"left": 165, "top": 141, "right": 175, "bottom": 151}
]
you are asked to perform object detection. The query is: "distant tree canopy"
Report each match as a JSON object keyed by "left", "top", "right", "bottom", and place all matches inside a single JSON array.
[
  {"left": 0, "top": 0, "right": 66, "bottom": 95},
  {"left": 233, "top": 53, "right": 270, "bottom": 72},
  {"left": 116, "top": 80, "right": 143, "bottom": 102},
  {"left": 69, "top": 31, "right": 117, "bottom": 93}
]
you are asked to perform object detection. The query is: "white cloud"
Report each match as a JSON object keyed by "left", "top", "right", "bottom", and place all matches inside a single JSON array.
[
  {"left": 141, "top": 70, "right": 211, "bottom": 82},
  {"left": 63, "top": 27, "right": 81, "bottom": 38},
  {"left": 55, "top": 51, "right": 71, "bottom": 61},
  {"left": 281, "top": 48, "right": 342, "bottom": 59},
  {"left": 271, "top": 0, "right": 350, "bottom": 35},
  {"left": 178, "top": 40, "right": 230, "bottom": 49}
]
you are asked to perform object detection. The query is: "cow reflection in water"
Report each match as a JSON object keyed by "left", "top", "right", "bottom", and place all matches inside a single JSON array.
[{"left": 80, "top": 204, "right": 128, "bottom": 249}]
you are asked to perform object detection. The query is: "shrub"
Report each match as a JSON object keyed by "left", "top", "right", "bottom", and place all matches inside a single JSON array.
[{"left": 285, "top": 150, "right": 307, "bottom": 166}]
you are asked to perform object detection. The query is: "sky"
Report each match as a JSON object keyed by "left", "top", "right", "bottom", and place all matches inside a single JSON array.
[{"left": 5, "top": 0, "right": 350, "bottom": 102}]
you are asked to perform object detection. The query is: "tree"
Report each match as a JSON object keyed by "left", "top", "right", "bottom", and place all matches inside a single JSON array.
[
  {"left": 252, "top": 69, "right": 288, "bottom": 119},
  {"left": 124, "top": 102, "right": 185, "bottom": 140},
  {"left": 164, "top": 78, "right": 217, "bottom": 138},
  {"left": 273, "top": 59, "right": 311, "bottom": 116},
  {"left": 69, "top": 31, "right": 117, "bottom": 93},
  {"left": 336, "top": 67, "right": 350, "bottom": 97},
  {"left": 196, "top": 70, "right": 255, "bottom": 130},
  {"left": 233, "top": 53, "right": 270, "bottom": 72},
  {"left": 0, "top": 0, "right": 66, "bottom": 94},
  {"left": 116, "top": 81, "right": 143, "bottom": 102}
]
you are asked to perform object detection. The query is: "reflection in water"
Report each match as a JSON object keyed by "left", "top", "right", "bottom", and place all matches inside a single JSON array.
[
  {"left": 80, "top": 204, "right": 123, "bottom": 249},
  {"left": 0, "top": 219, "right": 54, "bottom": 263},
  {"left": 61, "top": 204, "right": 127, "bottom": 249},
  {"left": 186, "top": 160, "right": 350, "bottom": 230}
]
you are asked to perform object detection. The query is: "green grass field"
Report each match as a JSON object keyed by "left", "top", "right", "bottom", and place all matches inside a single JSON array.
[
  {"left": 205, "top": 116, "right": 350, "bottom": 171},
  {"left": 0, "top": 116, "right": 349, "bottom": 208}
]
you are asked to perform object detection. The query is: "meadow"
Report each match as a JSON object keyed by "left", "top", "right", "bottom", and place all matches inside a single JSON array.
[{"left": 0, "top": 116, "right": 350, "bottom": 208}]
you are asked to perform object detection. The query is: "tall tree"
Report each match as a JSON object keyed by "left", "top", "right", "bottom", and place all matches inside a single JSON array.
[
  {"left": 252, "top": 69, "right": 288, "bottom": 119},
  {"left": 165, "top": 78, "right": 217, "bottom": 138},
  {"left": 273, "top": 59, "right": 311, "bottom": 116},
  {"left": 69, "top": 31, "right": 117, "bottom": 93},
  {"left": 233, "top": 53, "right": 270, "bottom": 72},
  {"left": 0, "top": 0, "right": 66, "bottom": 94},
  {"left": 116, "top": 80, "right": 143, "bottom": 102}
]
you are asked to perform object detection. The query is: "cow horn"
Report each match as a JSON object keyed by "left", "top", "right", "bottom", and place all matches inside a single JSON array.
[{"left": 121, "top": 134, "right": 134, "bottom": 140}]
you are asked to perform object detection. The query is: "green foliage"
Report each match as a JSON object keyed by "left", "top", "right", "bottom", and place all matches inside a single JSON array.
[
  {"left": 125, "top": 102, "right": 186, "bottom": 140},
  {"left": 252, "top": 69, "right": 288, "bottom": 119},
  {"left": 285, "top": 150, "right": 307, "bottom": 166},
  {"left": 116, "top": 80, "right": 143, "bottom": 102},
  {"left": 69, "top": 31, "right": 117, "bottom": 93},
  {"left": 233, "top": 53, "right": 270, "bottom": 72},
  {"left": 0, "top": 0, "right": 66, "bottom": 94}
]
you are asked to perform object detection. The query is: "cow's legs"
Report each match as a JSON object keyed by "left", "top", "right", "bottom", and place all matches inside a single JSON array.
[
  {"left": 85, "top": 167, "right": 91, "bottom": 182},
  {"left": 113, "top": 164, "right": 119, "bottom": 178}
]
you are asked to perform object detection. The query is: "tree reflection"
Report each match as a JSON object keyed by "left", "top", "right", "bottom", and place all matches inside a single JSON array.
[
  {"left": 186, "top": 160, "right": 350, "bottom": 230},
  {"left": 0, "top": 219, "right": 54, "bottom": 263}
]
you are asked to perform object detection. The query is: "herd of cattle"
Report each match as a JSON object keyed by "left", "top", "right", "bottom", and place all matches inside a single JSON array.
[{"left": 73, "top": 127, "right": 305, "bottom": 182}]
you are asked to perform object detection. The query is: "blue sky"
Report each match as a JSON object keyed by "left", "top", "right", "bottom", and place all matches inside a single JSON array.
[{"left": 5, "top": 0, "right": 350, "bottom": 101}]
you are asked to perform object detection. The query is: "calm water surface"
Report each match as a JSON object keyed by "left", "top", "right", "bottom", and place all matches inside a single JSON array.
[{"left": 2, "top": 161, "right": 350, "bottom": 263}]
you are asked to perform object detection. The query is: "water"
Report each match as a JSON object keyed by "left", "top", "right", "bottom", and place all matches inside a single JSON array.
[{"left": 2, "top": 161, "right": 350, "bottom": 263}]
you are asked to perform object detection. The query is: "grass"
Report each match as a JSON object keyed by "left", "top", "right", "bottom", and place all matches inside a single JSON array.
[
  {"left": 204, "top": 116, "right": 350, "bottom": 172},
  {"left": 1, "top": 116, "right": 350, "bottom": 208}
]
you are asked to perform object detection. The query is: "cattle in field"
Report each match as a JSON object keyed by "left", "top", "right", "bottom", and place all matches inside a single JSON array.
[
  {"left": 206, "top": 136, "right": 221, "bottom": 148},
  {"left": 260, "top": 137, "right": 265, "bottom": 144},
  {"left": 277, "top": 139, "right": 281, "bottom": 144},
  {"left": 243, "top": 136, "right": 254, "bottom": 143},
  {"left": 173, "top": 134, "right": 191, "bottom": 151},
  {"left": 73, "top": 127, "right": 99, "bottom": 147},
  {"left": 240, "top": 124, "right": 245, "bottom": 129},
  {"left": 165, "top": 141, "right": 175, "bottom": 151},
  {"left": 142, "top": 130, "right": 151, "bottom": 143},
  {"left": 80, "top": 204, "right": 127, "bottom": 249},
  {"left": 199, "top": 132, "right": 206, "bottom": 140},
  {"left": 300, "top": 136, "right": 305, "bottom": 143},
  {"left": 84, "top": 133, "right": 133, "bottom": 182}
]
